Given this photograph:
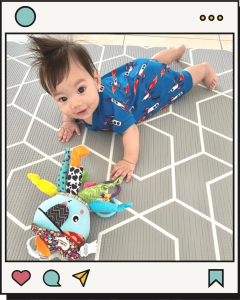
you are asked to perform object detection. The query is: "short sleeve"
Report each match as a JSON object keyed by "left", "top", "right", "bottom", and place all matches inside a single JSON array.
[
  {"left": 102, "top": 99, "right": 137, "bottom": 135},
  {"left": 113, "top": 112, "right": 136, "bottom": 135}
]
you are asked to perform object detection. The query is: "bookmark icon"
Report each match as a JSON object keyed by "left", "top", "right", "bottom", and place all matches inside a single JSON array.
[{"left": 208, "top": 269, "right": 224, "bottom": 288}]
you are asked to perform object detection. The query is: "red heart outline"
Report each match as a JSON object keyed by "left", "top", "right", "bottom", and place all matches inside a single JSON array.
[{"left": 12, "top": 270, "right": 31, "bottom": 286}]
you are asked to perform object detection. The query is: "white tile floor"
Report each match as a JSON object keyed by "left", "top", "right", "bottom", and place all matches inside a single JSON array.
[{"left": 6, "top": 34, "right": 233, "bottom": 50}]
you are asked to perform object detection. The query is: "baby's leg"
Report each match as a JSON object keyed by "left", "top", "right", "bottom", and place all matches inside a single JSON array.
[
  {"left": 185, "top": 62, "right": 218, "bottom": 90},
  {"left": 151, "top": 45, "right": 186, "bottom": 65}
]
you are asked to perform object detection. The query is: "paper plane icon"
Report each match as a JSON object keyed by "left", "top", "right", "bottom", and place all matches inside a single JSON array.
[{"left": 72, "top": 269, "right": 90, "bottom": 287}]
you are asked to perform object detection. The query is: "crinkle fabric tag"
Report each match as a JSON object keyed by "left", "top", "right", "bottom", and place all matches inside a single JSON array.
[{"left": 79, "top": 240, "right": 98, "bottom": 257}]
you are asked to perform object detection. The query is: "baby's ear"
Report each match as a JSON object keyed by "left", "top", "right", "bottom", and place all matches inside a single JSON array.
[
  {"left": 94, "top": 69, "right": 101, "bottom": 89},
  {"left": 93, "top": 69, "right": 100, "bottom": 78}
]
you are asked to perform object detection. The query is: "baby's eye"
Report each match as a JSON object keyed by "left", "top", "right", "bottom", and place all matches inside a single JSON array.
[
  {"left": 78, "top": 87, "right": 85, "bottom": 94},
  {"left": 59, "top": 97, "right": 67, "bottom": 103}
]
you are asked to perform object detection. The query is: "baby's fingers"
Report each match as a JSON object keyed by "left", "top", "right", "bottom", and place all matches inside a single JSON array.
[
  {"left": 59, "top": 128, "right": 72, "bottom": 142},
  {"left": 110, "top": 163, "right": 119, "bottom": 176},
  {"left": 74, "top": 125, "right": 81, "bottom": 136},
  {"left": 111, "top": 167, "right": 123, "bottom": 181},
  {"left": 125, "top": 170, "right": 133, "bottom": 183},
  {"left": 62, "top": 129, "right": 73, "bottom": 142},
  {"left": 58, "top": 127, "right": 64, "bottom": 141}
]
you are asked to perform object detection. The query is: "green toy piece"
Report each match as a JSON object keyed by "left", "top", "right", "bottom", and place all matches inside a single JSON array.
[
  {"left": 81, "top": 171, "right": 88, "bottom": 189},
  {"left": 78, "top": 177, "right": 123, "bottom": 203}
]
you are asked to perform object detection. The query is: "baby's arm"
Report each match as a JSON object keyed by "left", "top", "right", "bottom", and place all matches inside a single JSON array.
[
  {"left": 62, "top": 112, "right": 75, "bottom": 123},
  {"left": 111, "top": 124, "right": 139, "bottom": 182},
  {"left": 58, "top": 112, "right": 81, "bottom": 142}
]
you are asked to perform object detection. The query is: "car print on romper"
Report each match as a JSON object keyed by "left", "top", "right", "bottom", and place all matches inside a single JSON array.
[{"left": 133, "top": 62, "right": 148, "bottom": 95}]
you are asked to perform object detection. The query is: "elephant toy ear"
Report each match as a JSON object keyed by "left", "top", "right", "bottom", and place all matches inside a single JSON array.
[{"left": 45, "top": 204, "right": 69, "bottom": 228}]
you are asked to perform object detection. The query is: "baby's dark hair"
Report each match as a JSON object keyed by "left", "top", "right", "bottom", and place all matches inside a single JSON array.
[{"left": 27, "top": 34, "right": 96, "bottom": 95}]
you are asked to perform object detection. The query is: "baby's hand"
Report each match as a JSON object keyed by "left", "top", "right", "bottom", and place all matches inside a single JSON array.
[
  {"left": 58, "top": 121, "right": 81, "bottom": 142},
  {"left": 110, "top": 159, "right": 135, "bottom": 183}
]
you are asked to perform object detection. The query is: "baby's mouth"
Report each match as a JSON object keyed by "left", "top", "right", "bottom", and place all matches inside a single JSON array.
[{"left": 77, "top": 109, "right": 87, "bottom": 115}]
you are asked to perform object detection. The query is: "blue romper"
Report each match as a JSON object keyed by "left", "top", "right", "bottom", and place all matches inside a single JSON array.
[{"left": 80, "top": 58, "right": 193, "bottom": 135}]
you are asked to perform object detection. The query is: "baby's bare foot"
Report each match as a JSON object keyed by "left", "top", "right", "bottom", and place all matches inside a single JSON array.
[
  {"left": 176, "top": 44, "right": 186, "bottom": 61},
  {"left": 202, "top": 62, "right": 218, "bottom": 90}
]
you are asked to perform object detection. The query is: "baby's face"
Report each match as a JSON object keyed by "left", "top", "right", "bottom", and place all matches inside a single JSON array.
[{"left": 51, "top": 57, "right": 101, "bottom": 123}]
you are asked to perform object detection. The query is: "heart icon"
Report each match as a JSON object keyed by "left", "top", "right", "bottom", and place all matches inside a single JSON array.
[{"left": 12, "top": 270, "right": 31, "bottom": 286}]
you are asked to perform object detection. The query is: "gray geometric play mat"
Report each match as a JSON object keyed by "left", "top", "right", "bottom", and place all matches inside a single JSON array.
[{"left": 6, "top": 39, "right": 233, "bottom": 261}]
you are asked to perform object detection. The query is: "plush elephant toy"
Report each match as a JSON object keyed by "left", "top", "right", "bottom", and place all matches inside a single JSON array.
[{"left": 26, "top": 145, "right": 132, "bottom": 260}]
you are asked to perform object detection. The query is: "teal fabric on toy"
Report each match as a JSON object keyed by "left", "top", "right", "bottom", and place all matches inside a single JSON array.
[
  {"left": 57, "top": 148, "right": 70, "bottom": 192},
  {"left": 89, "top": 200, "right": 132, "bottom": 212}
]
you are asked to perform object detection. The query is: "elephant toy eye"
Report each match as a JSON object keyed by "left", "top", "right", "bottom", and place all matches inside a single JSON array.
[{"left": 72, "top": 214, "right": 80, "bottom": 223}]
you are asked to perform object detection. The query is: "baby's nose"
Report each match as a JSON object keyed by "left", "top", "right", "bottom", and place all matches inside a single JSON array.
[{"left": 70, "top": 99, "right": 83, "bottom": 109}]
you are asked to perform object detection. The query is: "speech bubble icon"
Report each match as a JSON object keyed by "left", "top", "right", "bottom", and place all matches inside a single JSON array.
[{"left": 43, "top": 269, "right": 61, "bottom": 287}]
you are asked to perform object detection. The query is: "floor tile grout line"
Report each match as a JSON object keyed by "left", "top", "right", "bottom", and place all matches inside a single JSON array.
[
  {"left": 7, "top": 141, "right": 24, "bottom": 149},
  {"left": 144, "top": 112, "right": 232, "bottom": 169},
  {"left": 7, "top": 52, "right": 33, "bottom": 60},
  {"left": 125, "top": 34, "right": 221, "bottom": 40},
  {"left": 219, "top": 34, "right": 223, "bottom": 50},
  {"left": 204, "top": 152, "right": 232, "bottom": 168},
  {"left": 206, "top": 171, "right": 234, "bottom": 249},
  {"left": 95, "top": 211, "right": 180, "bottom": 260},
  {"left": 96, "top": 44, "right": 105, "bottom": 74},
  {"left": 139, "top": 215, "right": 180, "bottom": 260},
  {"left": 7, "top": 157, "right": 51, "bottom": 186},
  {"left": 95, "top": 215, "right": 139, "bottom": 260},
  {"left": 171, "top": 112, "right": 233, "bottom": 142},
  {"left": 23, "top": 95, "right": 44, "bottom": 142},
  {"left": 144, "top": 123, "right": 173, "bottom": 138},
  {"left": 106, "top": 133, "right": 116, "bottom": 182},
  {"left": 7, "top": 78, "right": 40, "bottom": 89},
  {"left": 7, "top": 212, "right": 31, "bottom": 231},
  {"left": 206, "top": 182, "right": 221, "bottom": 260},
  {"left": 138, "top": 150, "right": 232, "bottom": 182},
  {"left": 81, "top": 145, "right": 111, "bottom": 164},
  {"left": 140, "top": 199, "right": 176, "bottom": 216},
  {"left": 9, "top": 103, "right": 59, "bottom": 131},
  {"left": 196, "top": 84, "right": 233, "bottom": 98},
  {"left": 24, "top": 141, "right": 62, "bottom": 167},
  {"left": 170, "top": 136, "right": 176, "bottom": 199},
  {"left": 189, "top": 49, "right": 194, "bottom": 65},
  {"left": 7, "top": 56, "right": 30, "bottom": 68},
  {"left": 216, "top": 70, "right": 233, "bottom": 76},
  {"left": 214, "top": 221, "right": 233, "bottom": 234},
  {"left": 142, "top": 99, "right": 232, "bottom": 141},
  {"left": 7, "top": 145, "right": 88, "bottom": 177},
  {"left": 174, "top": 198, "right": 232, "bottom": 234},
  {"left": 81, "top": 123, "right": 87, "bottom": 145},
  {"left": 196, "top": 101, "right": 205, "bottom": 152},
  {"left": 11, "top": 68, "right": 31, "bottom": 105}
]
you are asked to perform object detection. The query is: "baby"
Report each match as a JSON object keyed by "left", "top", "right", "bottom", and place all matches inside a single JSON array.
[{"left": 28, "top": 35, "right": 218, "bottom": 183}]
